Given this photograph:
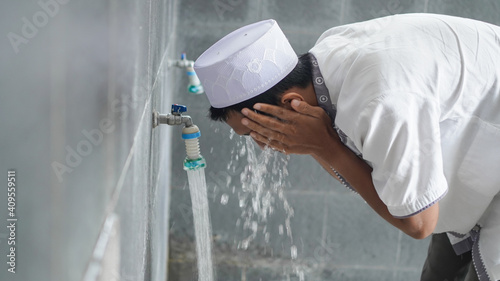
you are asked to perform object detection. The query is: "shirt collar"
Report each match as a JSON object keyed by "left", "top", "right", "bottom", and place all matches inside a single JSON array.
[{"left": 309, "top": 53, "right": 337, "bottom": 126}]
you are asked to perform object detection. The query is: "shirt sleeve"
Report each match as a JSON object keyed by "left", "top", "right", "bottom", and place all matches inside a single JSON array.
[{"left": 353, "top": 92, "right": 449, "bottom": 218}]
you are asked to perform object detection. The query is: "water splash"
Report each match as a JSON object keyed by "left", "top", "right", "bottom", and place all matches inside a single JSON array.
[
  {"left": 187, "top": 168, "right": 215, "bottom": 281},
  {"left": 222, "top": 131, "right": 304, "bottom": 280},
  {"left": 235, "top": 137, "right": 296, "bottom": 249}
]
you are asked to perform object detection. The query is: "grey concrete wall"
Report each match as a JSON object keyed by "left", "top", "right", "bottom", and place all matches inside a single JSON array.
[
  {"left": 0, "top": 0, "right": 177, "bottom": 280},
  {"left": 168, "top": 0, "right": 500, "bottom": 280}
]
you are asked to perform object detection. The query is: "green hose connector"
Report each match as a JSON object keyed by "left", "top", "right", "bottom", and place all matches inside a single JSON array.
[
  {"left": 183, "top": 156, "right": 206, "bottom": 171},
  {"left": 182, "top": 124, "right": 205, "bottom": 170}
]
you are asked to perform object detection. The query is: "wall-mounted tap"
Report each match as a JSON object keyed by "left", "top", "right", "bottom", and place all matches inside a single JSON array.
[
  {"left": 153, "top": 104, "right": 205, "bottom": 169},
  {"left": 169, "top": 53, "right": 204, "bottom": 95},
  {"left": 153, "top": 104, "right": 193, "bottom": 128}
]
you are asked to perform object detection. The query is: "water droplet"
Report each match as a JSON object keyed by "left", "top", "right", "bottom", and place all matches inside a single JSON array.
[
  {"left": 220, "top": 193, "right": 229, "bottom": 205},
  {"left": 241, "top": 239, "right": 249, "bottom": 250},
  {"left": 291, "top": 245, "right": 298, "bottom": 260},
  {"left": 251, "top": 221, "right": 258, "bottom": 232},
  {"left": 239, "top": 144, "right": 246, "bottom": 156}
]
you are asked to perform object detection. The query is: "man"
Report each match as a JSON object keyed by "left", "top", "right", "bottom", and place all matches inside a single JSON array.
[{"left": 194, "top": 14, "right": 500, "bottom": 281}]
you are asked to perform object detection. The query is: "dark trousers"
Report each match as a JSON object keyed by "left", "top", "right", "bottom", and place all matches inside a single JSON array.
[{"left": 421, "top": 233, "right": 479, "bottom": 281}]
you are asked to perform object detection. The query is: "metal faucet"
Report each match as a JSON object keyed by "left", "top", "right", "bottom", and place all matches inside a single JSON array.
[
  {"left": 169, "top": 53, "right": 204, "bottom": 95},
  {"left": 153, "top": 104, "right": 193, "bottom": 128},
  {"left": 153, "top": 104, "right": 205, "bottom": 167}
]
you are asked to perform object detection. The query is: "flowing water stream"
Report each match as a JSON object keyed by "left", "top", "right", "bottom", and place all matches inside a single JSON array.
[{"left": 187, "top": 167, "right": 215, "bottom": 281}]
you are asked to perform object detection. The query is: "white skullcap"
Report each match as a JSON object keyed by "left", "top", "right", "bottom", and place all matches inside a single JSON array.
[{"left": 194, "top": 19, "right": 298, "bottom": 108}]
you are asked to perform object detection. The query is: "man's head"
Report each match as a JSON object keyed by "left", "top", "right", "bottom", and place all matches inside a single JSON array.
[
  {"left": 208, "top": 53, "right": 314, "bottom": 122},
  {"left": 194, "top": 19, "right": 315, "bottom": 135}
]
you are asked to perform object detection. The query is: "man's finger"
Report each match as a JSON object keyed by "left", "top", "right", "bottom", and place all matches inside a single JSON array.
[
  {"left": 250, "top": 131, "right": 288, "bottom": 153},
  {"left": 290, "top": 100, "right": 324, "bottom": 118},
  {"left": 251, "top": 103, "right": 298, "bottom": 121},
  {"left": 241, "top": 117, "right": 285, "bottom": 140},
  {"left": 241, "top": 108, "right": 288, "bottom": 133},
  {"left": 252, "top": 138, "right": 267, "bottom": 150}
]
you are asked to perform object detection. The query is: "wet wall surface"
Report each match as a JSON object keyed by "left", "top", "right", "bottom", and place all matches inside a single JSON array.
[
  {"left": 168, "top": 0, "right": 500, "bottom": 280},
  {"left": 0, "top": 0, "right": 176, "bottom": 280}
]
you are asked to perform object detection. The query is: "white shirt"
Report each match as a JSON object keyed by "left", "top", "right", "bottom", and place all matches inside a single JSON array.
[{"left": 309, "top": 13, "right": 500, "bottom": 280}]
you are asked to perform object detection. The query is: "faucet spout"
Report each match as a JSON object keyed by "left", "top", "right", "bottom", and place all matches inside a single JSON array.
[
  {"left": 154, "top": 112, "right": 193, "bottom": 128},
  {"left": 152, "top": 104, "right": 194, "bottom": 128},
  {"left": 152, "top": 104, "right": 205, "bottom": 169}
]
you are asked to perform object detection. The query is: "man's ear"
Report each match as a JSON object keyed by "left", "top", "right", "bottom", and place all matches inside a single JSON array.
[{"left": 280, "top": 92, "right": 304, "bottom": 109}]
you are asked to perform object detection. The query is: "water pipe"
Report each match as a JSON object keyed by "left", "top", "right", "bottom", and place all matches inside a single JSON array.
[
  {"left": 169, "top": 53, "right": 205, "bottom": 95},
  {"left": 153, "top": 104, "right": 206, "bottom": 170}
]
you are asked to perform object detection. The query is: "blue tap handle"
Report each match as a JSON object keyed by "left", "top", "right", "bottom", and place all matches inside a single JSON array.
[{"left": 171, "top": 104, "right": 187, "bottom": 114}]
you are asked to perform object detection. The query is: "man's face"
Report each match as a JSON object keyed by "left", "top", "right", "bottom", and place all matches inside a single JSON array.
[
  {"left": 226, "top": 110, "right": 272, "bottom": 149},
  {"left": 226, "top": 111, "right": 252, "bottom": 136}
]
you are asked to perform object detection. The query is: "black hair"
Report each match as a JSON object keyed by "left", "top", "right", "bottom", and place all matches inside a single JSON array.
[{"left": 209, "top": 53, "right": 313, "bottom": 121}]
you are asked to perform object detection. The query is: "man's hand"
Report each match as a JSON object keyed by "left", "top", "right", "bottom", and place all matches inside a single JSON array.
[{"left": 241, "top": 99, "right": 340, "bottom": 155}]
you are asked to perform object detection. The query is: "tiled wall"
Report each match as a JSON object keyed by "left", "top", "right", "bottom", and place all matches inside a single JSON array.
[
  {"left": 168, "top": 1, "right": 500, "bottom": 280},
  {"left": 0, "top": 0, "right": 177, "bottom": 280}
]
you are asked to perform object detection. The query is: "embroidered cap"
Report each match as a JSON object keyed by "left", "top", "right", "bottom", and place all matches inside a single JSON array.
[{"left": 194, "top": 19, "right": 298, "bottom": 108}]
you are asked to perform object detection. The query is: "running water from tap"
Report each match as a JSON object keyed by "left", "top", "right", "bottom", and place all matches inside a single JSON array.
[
  {"left": 182, "top": 123, "right": 214, "bottom": 281},
  {"left": 186, "top": 167, "right": 215, "bottom": 281}
]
